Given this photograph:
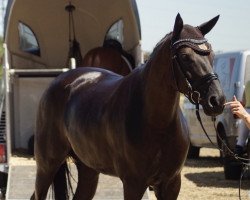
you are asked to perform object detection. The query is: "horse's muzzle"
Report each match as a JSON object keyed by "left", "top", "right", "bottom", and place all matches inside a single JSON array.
[{"left": 202, "top": 93, "right": 225, "bottom": 116}]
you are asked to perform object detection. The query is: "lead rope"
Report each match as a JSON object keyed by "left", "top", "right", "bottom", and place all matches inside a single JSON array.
[{"left": 195, "top": 104, "right": 250, "bottom": 200}]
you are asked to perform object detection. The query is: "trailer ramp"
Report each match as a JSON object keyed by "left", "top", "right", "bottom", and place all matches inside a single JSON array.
[{"left": 6, "top": 160, "right": 150, "bottom": 199}]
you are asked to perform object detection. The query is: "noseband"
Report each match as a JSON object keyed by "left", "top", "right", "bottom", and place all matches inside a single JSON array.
[{"left": 171, "top": 38, "right": 218, "bottom": 104}]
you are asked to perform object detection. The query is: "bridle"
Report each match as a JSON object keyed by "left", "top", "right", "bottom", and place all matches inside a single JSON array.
[
  {"left": 171, "top": 38, "right": 219, "bottom": 105},
  {"left": 171, "top": 38, "right": 250, "bottom": 200}
]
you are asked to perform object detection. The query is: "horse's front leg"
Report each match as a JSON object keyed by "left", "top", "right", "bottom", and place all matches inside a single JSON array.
[
  {"left": 153, "top": 174, "right": 181, "bottom": 200},
  {"left": 122, "top": 179, "right": 147, "bottom": 200}
]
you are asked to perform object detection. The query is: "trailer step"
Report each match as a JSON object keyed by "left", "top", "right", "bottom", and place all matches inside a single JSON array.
[{"left": 6, "top": 164, "right": 150, "bottom": 199}]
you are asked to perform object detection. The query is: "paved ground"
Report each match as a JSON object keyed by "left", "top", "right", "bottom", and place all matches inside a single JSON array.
[
  {"left": 7, "top": 148, "right": 250, "bottom": 200},
  {"left": 177, "top": 148, "right": 250, "bottom": 200},
  {"left": 7, "top": 157, "right": 149, "bottom": 200}
]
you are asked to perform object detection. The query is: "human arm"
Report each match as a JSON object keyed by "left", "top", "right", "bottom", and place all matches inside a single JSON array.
[{"left": 224, "top": 95, "right": 250, "bottom": 129}]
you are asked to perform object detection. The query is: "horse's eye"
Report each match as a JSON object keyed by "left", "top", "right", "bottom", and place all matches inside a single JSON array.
[{"left": 179, "top": 53, "right": 191, "bottom": 63}]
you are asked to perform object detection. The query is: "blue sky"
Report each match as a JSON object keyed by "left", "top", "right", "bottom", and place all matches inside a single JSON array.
[
  {"left": 137, "top": 0, "right": 250, "bottom": 52},
  {"left": 1, "top": 1, "right": 249, "bottom": 53}
]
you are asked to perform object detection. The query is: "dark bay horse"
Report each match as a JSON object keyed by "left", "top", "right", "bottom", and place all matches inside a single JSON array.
[
  {"left": 81, "top": 39, "right": 134, "bottom": 76},
  {"left": 31, "top": 14, "right": 225, "bottom": 200},
  {"left": 27, "top": 40, "right": 133, "bottom": 156}
]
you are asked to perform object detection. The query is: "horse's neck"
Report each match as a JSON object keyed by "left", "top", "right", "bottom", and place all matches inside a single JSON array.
[
  {"left": 111, "top": 44, "right": 180, "bottom": 130},
  {"left": 142, "top": 45, "right": 180, "bottom": 129}
]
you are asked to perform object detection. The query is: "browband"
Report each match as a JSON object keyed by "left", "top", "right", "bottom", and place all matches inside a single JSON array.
[
  {"left": 171, "top": 37, "right": 217, "bottom": 104},
  {"left": 172, "top": 38, "right": 211, "bottom": 54}
]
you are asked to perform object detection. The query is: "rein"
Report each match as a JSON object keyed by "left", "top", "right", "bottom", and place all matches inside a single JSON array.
[
  {"left": 195, "top": 104, "right": 250, "bottom": 163},
  {"left": 172, "top": 38, "right": 250, "bottom": 163},
  {"left": 171, "top": 37, "right": 249, "bottom": 199},
  {"left": 195, "top": 103, "right": 250, "bottom": 200}
]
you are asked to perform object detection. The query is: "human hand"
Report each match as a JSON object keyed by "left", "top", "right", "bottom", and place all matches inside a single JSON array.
[{"left": 224, "top": 95, "right": 248, "bottom": 119}]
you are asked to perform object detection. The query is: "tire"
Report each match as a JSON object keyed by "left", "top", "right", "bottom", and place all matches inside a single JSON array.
[
  {"left": 216, "top": 126, "right": 242, "bottom": 179},
  {"left": 187, "top": 144, "right": 200, "bottom": 159},
  {"left": 219, "top": 130, "right": 242, "bottom": 180},
  {"left": 224, "top": 156, "right": 242, "bottom": 180}
]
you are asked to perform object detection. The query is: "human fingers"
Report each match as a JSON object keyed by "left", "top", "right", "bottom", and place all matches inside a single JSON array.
[
  {"left": 224, "top": 101, "right": 231, "bottom": 106},
  {"left": 224, "top": 101, "right": 240, "bottom": 107},
  {"left": 232, "top": 107, "right": 239, "bottom": 112},
  {"left": 224, "top": 96, "right": 238, "bottom": 106}
]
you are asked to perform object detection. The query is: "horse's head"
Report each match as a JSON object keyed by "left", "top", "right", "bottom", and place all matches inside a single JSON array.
[{"left": 170, "top": 14, "right": 225, "bottom": 116}]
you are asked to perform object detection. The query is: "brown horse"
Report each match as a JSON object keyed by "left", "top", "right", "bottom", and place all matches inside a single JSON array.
[
  {"left": 31, "top": 14, "right": 225, "bottom": 200},
  {"left": 81, "top": 39, "right": 134, "bottom": 76},
  {"left": 27, "top": 40, "right": 133, "bottom": 156}
]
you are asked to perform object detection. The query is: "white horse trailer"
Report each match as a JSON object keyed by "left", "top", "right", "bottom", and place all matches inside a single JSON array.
[{"left": 0, "top": 0, "right": 142, "bottom": 198}]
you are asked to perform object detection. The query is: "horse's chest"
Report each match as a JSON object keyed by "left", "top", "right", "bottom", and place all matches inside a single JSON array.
[{"left": 148, "top": 136, "right": 188, "bottom": 176}]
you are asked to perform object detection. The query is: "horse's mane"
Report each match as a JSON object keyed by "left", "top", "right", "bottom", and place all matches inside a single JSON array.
[
  {"left": 149, "top": 32, "right": 172, "bottom": 61},
  {"left": 148, "top": 24, "right": 206, "bottom": 62}
]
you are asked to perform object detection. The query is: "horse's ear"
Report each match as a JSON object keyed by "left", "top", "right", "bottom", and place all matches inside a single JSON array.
[
  {"left": 197, "top": 15, "right": 220, "bottom": 36},
  {"left": 172, "top": 13, "right": 183, "bottom": 43}
]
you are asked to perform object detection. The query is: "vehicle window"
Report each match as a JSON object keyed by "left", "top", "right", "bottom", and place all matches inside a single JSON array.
[
  {"left": 18, "top": 22, "right": 40, "bottom": 56},
  {"left": 105, "top": 19, "right": 124, "bottom": 44},
  {"left": 214, "top": 56, "right": 238, "bottom": 98},
  {"left": 244, "top": 55, "right": 250, "bottom": 83}
]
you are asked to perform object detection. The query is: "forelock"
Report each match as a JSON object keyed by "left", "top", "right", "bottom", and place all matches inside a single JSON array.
[{"left": 180, "top": 25, "right": 204, "bottom": 40}]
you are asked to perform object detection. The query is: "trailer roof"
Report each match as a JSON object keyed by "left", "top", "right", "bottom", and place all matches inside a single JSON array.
[{"left": 4, "top": 0, "right": 141, "bottom": 68}]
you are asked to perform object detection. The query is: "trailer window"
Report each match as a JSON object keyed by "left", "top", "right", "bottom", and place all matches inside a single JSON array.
[
  {"left": 105, "top": 19, "right": 124, "bottom": 44},
  {"left": 18, "top": 22, "right": 40, "bottom": 56}
]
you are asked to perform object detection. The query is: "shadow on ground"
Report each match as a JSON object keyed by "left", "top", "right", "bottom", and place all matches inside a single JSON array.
[
  {"left": 185, "top": 156, "right": 222, "bottom": 168},
  {"left": 184, "top": 156, "right": 250, "bottom": 190},
  {"left": 185, "top": 170, "right": 250, "bottom": 190}
]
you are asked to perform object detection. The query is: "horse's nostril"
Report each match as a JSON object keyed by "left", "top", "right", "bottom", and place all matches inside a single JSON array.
[{"left": 209, "top": 96, "right": 219, "bottom": 108}]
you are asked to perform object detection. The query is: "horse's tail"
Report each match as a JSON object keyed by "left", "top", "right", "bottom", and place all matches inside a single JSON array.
[{"left": 52, "top": 161, "right": 73, "bottom": 200}]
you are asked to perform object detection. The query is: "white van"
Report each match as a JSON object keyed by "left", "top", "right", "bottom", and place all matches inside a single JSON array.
[{"left": 183, "top": 50, "right": 250, "bottom": 179}]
